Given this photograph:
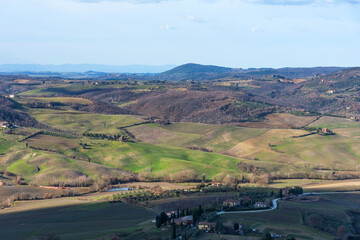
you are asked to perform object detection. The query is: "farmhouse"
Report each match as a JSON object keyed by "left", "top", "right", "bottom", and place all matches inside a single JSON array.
[
  {"left": 211, "top": 182, "right": 222, "bottom": 187},
  {"left": 166, "top": 211, "right": 177, "bottom": 218},
  {"left": 223, "top": 199, "right": 240, "bottom": 207},
  {"left": 0, "top": 121, "right": 10, "bottom": 128},
  {"left": 198, "top": 221, "right": 216, "bottom": 231},
  {"left": 321, "top": 128, "right": 334, "bottom": 135},
  {"left": 174, "top": 215, "right": 193, "bottom": 226}
]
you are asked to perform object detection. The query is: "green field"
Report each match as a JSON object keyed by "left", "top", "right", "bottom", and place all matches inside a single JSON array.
[
  {"left": 0, "top": 198, "right": 156, "bottom": 240},
  {"left": 309, "top": 116, "right": 360, "bottom": 129},
  {"left": 128, "top": 122, "right": 268, "bottom": 152},
  {"left": 0, "top": 136, "right": 12, "bottom": 154},
  {"left": 30, "top": 109, "right": 146, "bottom": 134},
  {"left": 0, "top": 132, "right": 245, "bottom": 184},
  {"left": 80, "top": 140, "right": 244, "bottom": 179},
  {"left": 18, "top": 85, "right": 97, "bottom": 96},
  {"left": 130, "top": 122, "right": 360, "bottom": 174},
  {"left": 224, "top": 128, "right": 360, "bottom": 171},
  {"left": 30, "top": 96, "right": 93, "bottom": 105},
  {"left": 3, "top": 111, "right": 360, "bottom": 185}
]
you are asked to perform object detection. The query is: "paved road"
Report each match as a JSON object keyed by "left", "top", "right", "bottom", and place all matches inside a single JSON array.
[{"left": 217, "top": 191, "right": 360, "bottom": 215}]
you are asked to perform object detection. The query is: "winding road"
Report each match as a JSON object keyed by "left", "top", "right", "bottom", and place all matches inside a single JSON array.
[{"left": 217, "top": 191, "right": 360, "bottom": 215}]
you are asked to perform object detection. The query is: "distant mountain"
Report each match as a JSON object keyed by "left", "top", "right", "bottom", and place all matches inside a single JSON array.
[
  {"left": 0, "top": 63, "right": 349, "bottom": 80},
  {"left": 158, "top": 63, "right": 234, "bottom": 80},
  {"left": 0, "top": 64, "right": 177, "bottom": 74},
  {"left": 163, "top": 63, "right": 232, "bottom": 74},
  {"left": 158, "top": 63, "right": 346, "bottom": 81}
]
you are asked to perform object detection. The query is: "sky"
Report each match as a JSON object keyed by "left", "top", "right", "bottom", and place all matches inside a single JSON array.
[{"left": 0, "top": 0, "right": 359, "bottom": 68}]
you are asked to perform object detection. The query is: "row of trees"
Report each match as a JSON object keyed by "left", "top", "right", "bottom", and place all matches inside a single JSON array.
[
  {"left": 108, "top": 188, "right": 183, "bottom": 204},
  {"left": 0, "top": 190, "right": 76, "bottom": 209},
  {"left": 82, "top": 132, "right": 128, "bottom": 141}
]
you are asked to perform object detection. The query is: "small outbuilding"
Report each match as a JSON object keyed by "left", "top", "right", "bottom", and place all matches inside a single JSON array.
[
  {"left": 0, "top": 121, "right": 10, "bottom": 128},
  {"left": 198, "top": 221, "right": 216, "bottom": 231}
]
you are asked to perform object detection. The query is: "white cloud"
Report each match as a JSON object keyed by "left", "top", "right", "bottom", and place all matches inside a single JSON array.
[
  {"left": 160, "top": 24, "right": 173, "bottom": 30},
  {"left": 67, "top": 0, "right": 360, "bottom": 5},
  {"left": 251, "top": 26, "right": 260, "bottom": 32},
  {"left": 71, "top": 0, "right": 171, "bottom": 3},
  {"left": 248, "top": 0, "right": 360, "bottom": 5},
  {"left": 185, "top": 14, "right": 205, "bottom": 23}
]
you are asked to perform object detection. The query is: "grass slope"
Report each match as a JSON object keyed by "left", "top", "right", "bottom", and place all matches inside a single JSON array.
[
  {"left": 309, "top": 116, "right": 360, "bottom": 129},
  {"left": 81, "top": 140, "right": 243, "bottom": 179},
  {"left": 128, "top": 122, "right": 268, "bottom": 152},
  {"left": 0, "top": 199, "right": 155, "bottom": 240},
  {"left": 30, "top": 97, "right": 93, "bottom": 105},
  {"left": 225, "top": 128, "right": 360, "bottom": 171},
  {"left": 30, "top": 109, "right": 146, "bottom": 134}
]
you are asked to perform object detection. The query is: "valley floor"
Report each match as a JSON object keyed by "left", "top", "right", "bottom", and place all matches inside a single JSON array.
[{"left": 1, "top": 179, "right": 360, "bottom": 239}]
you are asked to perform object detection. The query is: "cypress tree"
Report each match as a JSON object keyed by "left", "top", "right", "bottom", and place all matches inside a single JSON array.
[
  {"left": 171, "top": 222, "right": 176, "bottom": 240},
  {"left": 156, "top": 216, "right": 160, "bottom": 228}
]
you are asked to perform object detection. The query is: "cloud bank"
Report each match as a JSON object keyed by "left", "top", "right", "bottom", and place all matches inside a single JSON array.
[
  {"left": 71, "top": 0, "right": 360, "bottom": 4},
  {"left": 249, "top": 0, "right": 360, "bottom": 5}
]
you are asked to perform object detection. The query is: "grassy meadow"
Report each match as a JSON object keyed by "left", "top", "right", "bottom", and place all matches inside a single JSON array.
[
  {"left": 3, "top": 108, "right": 360, "bottom": 185},
  {"left": 0, "top": 197, "right": 156, "bottom": 240},
  {"left": 309, "top": 116, "right": 360, "bottom": 129},
  {"left": 29, "top": 109, "right": 146, "bottom": 134},
  {"left": 128, "top": 122, "right": 268, "bottom": 152},
  {"left": 80, "top": 140, "right": 243, "bottom": 179},
  {"left": 30, "top": 96, "right": 93, "bottom": 105}
]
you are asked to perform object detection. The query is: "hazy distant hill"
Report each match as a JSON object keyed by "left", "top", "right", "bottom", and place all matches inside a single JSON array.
[
  {"left": 158, "top": 63, "right": 346, "bottom": 81},
  {"left": 158, "top": 63, "right": 234, "bottom": 80},
  {"left": 163, "top": 63, "right": 232, "bottom": 74},
  {"left": 0, "top": 64, "right": 177, "bottom": 74},
  {"left": 243, "top": 67, "right": 345, "bottom": 79}
]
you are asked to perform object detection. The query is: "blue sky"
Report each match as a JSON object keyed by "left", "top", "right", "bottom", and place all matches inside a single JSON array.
[{"left": 0, "top": 0, "right": 359, "bottom": 68}]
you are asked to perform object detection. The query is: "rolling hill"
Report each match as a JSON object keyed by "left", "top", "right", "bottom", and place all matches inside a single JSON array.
[
  {"left": 158, "top": 63, "right": 233, "bottom": 80},
  {"left": 126, "top": 90, "right": 275, "bottom": 124}
]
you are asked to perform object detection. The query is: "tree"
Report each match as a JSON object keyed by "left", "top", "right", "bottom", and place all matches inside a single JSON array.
[
  {"left": 155, "top": 216, "right": 161, "bottom": 228},
  {"left": 289, "top": 186, "right": 303, "bottom": 195},
  {"left": 159, "top": 211, "right": 168, "bottom": 225},
  {"left": 263, "top": 233, "right": 272, "bottom": 240},
  {"left": 171, "top": 222, "right": 176, "bottom": 240},
  {"left": 201, "top": 173, "right": 206, "bottom": 183},
  {"left": 233, "top": 222, "right": 239, "bottom": 231},
  {"left": 181, "top": 209, "right": 185, "bottom": 217},
  {"left": 198, "top": 205, "right": 203, "bottom": 215}
]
